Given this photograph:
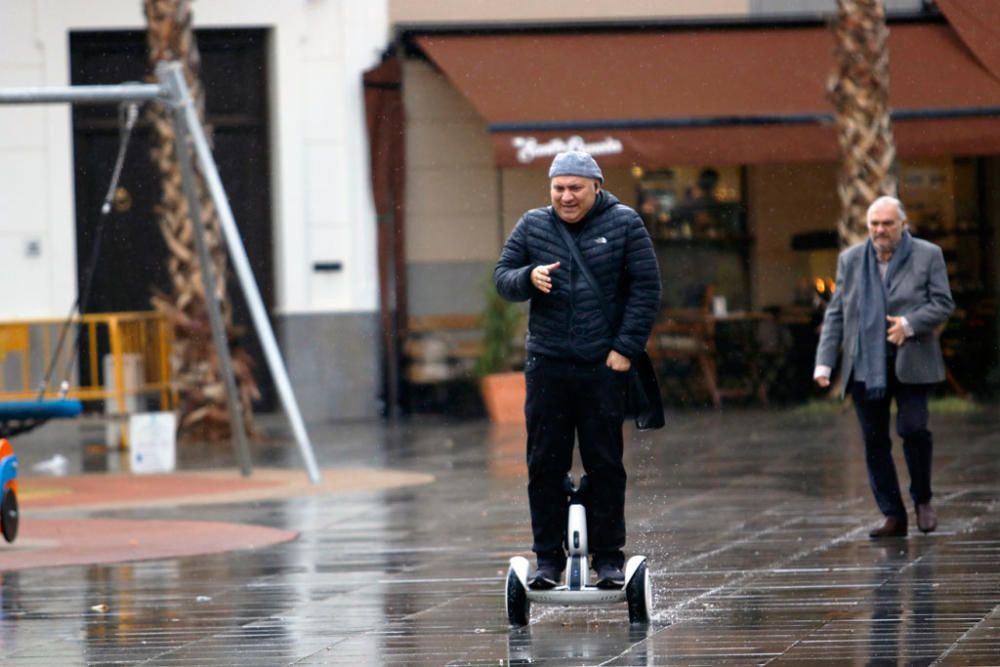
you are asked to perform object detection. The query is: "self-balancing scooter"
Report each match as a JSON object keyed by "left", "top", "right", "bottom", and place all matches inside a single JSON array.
[{"left": 506, "top": 475, "right": 652, "bottom": 625}]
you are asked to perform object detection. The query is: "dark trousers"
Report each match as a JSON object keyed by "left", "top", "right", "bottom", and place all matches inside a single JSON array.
[
  {"left": 850, "top": 365, "right": 933, "bottom": 521},
  {"left": 524, "top": 354, "right": 628, "bottom": 565}
]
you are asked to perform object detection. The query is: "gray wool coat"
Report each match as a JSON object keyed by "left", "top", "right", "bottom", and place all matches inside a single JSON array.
[{"left": 815, "top": 236, "right": 954, "bottom": 395}]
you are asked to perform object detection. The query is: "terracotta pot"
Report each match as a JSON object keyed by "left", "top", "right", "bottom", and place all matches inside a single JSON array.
[{"left": 480, "top": 371, "right": 526, "bottom": 425}]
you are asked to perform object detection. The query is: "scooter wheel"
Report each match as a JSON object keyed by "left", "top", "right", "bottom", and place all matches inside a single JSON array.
[
  {"left": 626, "top": 560, "right": 652, "bottom": 624},
  {"left": 1, "top": 489, "right": 18, "bottom": 543},
  {"left": 506, "top": 567, "right": 530, "bottom": 626}
]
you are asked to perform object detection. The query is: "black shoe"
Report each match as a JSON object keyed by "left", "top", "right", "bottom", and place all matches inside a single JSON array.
[
  {"left": 529, "top": 562, "right": 563, "bottom": 590},
  {"left": 593, "top": 552, "right": 626, "bottom": 590},
  {"left": 595, "top": 562, "right": 625, "bottom": 589}
]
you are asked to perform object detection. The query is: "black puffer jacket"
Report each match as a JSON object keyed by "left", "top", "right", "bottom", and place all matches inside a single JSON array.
[{"left": 494, "top": 190, "right": 661, "bottom": 362}]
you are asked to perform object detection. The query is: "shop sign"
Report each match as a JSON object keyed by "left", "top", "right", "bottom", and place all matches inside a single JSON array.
[{"left": 511, "top": 135, "right": 624, "bottom": 164}]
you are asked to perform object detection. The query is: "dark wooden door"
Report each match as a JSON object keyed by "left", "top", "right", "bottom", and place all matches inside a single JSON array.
[{"left": 70, "top": 29, "right": 275, "bottom": 408}]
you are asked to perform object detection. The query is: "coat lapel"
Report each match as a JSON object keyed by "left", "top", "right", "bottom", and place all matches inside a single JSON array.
[{"left": 886, "top": 249, "right": 913, "bottom": 296}]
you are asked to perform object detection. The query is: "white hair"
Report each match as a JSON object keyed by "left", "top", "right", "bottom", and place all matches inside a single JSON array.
[{"left": 866, "top": 196, "right": 907, "bottom": 224}]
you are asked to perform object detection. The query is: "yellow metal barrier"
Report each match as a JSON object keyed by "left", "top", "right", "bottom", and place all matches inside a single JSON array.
[{"left": 0, "top": 311, "right": 173, "bottom": 414}]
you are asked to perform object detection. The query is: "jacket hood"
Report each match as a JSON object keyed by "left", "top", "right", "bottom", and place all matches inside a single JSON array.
[{"left": 589, "top": 189, "right": 619, "bottom": 219}]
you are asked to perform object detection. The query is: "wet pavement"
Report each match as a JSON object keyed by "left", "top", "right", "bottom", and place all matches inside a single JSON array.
[{"left": 2, "top": 405, "right": 1000, "bottom": 665}]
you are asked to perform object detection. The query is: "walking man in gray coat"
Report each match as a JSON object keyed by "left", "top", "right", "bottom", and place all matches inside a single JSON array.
[{"left": 815, "top": 195, "right": 953, "bottom": 538}]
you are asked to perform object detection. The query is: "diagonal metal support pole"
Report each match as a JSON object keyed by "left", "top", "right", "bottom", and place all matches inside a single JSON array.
[
  {"left": 158, "top": 62, "right": 321, "bottom": 484},
  {"left": 165, "top": 90, "right": 253, "bottom": 478}
]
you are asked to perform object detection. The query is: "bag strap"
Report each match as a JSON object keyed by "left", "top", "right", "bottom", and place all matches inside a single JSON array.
[{"left": 547, "top": 209, "right": 616, "bottom": 328}]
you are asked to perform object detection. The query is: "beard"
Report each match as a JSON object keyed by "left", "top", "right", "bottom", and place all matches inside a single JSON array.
[{"left": 871, "top": 228, "right": 904, "bottom": 255}]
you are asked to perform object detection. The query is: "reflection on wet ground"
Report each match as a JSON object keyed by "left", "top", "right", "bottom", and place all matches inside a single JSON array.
[{"left": 2, "top": 407, "right": 1000, "bottom": 665}]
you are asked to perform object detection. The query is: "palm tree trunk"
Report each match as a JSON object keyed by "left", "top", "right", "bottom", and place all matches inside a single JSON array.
[
  {"left": 828, "top": 0, "right": 897, "bottom": 246},
  {"left": 143, "top": 0, "right": 259, "bottom": 441}
]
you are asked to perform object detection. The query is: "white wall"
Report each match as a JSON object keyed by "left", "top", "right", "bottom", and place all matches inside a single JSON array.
[
  {"left": 0, "top": 0, "right": 388, "bottom": 320},
  {"left": 0, "top": 1, "right": 65, "bottom": 318}
]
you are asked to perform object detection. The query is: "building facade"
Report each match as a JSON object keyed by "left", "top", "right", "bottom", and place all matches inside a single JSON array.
[
  {"left": 3, "top": 1, "right": 997, "bottom": 422},
  {"left": 1, "top": 0, "right": 389, "bottom": 420},
  {"left": 381, "top": 0, "right": 1000, "bottom": 407}
]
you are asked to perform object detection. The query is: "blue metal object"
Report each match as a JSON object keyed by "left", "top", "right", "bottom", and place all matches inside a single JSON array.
[
  {"left": 0, "top": 399, "right": 82, "bottom": 420},
  {"left": 0, "top": 450, "right": 15, "bottom": 487},
  {"left": 0, "top": 399, "right": 83, "bottom": 439}
]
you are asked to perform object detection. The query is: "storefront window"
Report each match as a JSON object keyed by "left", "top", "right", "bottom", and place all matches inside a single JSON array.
[
  {"left": 636, "top": 166, "right": 744, "bottom": 241},
  {"left": 634, "top": 165, "right": 749, "bottom": 311},
  {"left": 899, "top": 158, "right": 984, "bottom": 295},
  {"left": 899, "top": 157, "right": 994, "bottom": 395}
]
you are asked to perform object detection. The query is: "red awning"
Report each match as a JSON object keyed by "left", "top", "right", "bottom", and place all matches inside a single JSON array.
[
  {"left": 413, "top": 21, "right": 1000, "bottom": 167},
  {"left": 936, "top": 0, "right": 1000, "bottom": 82}
]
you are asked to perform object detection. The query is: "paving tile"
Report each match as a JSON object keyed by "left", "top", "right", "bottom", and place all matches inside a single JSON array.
[{"left": 2, "top": 409, "right": 1000, "bottom": 664}]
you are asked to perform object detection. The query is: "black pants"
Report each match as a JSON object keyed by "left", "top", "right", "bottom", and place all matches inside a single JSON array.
[
  {"left": 524, "top": 354, "right": 628, "bottom": 565},
  {"left": 850, "top": 366, "right": 933, "bottom": 521}
]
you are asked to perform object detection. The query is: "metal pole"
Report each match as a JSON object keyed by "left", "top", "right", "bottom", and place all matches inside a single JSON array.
[
  {"left": 157, "top": 62, "right": 322, "bottom": 484},
  {"left": 0, "top": 84, "right": 167, "bottom": 105},
  {"left": 378, "top": 210, "right": 401, "bottom": 421},
  {"left": 167, "top": 95, "right": 254, "bottom": 478}
]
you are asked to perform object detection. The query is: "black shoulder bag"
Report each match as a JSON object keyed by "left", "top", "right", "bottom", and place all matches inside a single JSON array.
[{"left": 548, "top": 213, "right": 665, "bottom": 431}]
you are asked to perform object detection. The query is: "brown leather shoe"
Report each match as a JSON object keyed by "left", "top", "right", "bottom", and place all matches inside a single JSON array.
[
  {"left": 869, "top": 516, "right": 907, "bottom": 538},
  {"left": 916, "top": 503, "right": 938, "bottom": 533}
]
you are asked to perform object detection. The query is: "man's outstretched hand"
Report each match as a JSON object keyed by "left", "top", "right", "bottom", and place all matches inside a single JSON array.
[{"left": 531, "top": 261, "right": 561, "bottom": 294}]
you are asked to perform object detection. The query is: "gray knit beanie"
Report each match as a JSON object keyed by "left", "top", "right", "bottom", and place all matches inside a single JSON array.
[{"left": 548, "top": 151, "right": 604, "bottom": 182}]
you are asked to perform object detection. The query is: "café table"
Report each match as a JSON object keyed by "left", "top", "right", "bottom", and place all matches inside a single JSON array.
[{"left": 650, "top": 308, "right": 772, "bottom": 407}]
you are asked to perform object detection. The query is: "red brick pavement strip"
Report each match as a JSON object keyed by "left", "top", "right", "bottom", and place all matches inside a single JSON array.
[
  {"left": 18, "top": 467, "right": 435, "bottom": 512},
  {"left": 20, "top": 471, "right": 284, "bottom": 510},
  {"left": 0, "top": 518, "right": 299, "bottom": 571},
  {"left": 0, "top": 467, "right": 434, "bottom": 571}
]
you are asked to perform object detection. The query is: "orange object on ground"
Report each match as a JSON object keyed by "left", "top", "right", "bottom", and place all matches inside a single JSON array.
[{"left": 0, "top": 438, "right": 16, "bottom": 495}]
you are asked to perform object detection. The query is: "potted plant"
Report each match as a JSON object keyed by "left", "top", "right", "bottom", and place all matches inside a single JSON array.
[{"left": 476, "top": 275, "right": 526, "bottom": 425}]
